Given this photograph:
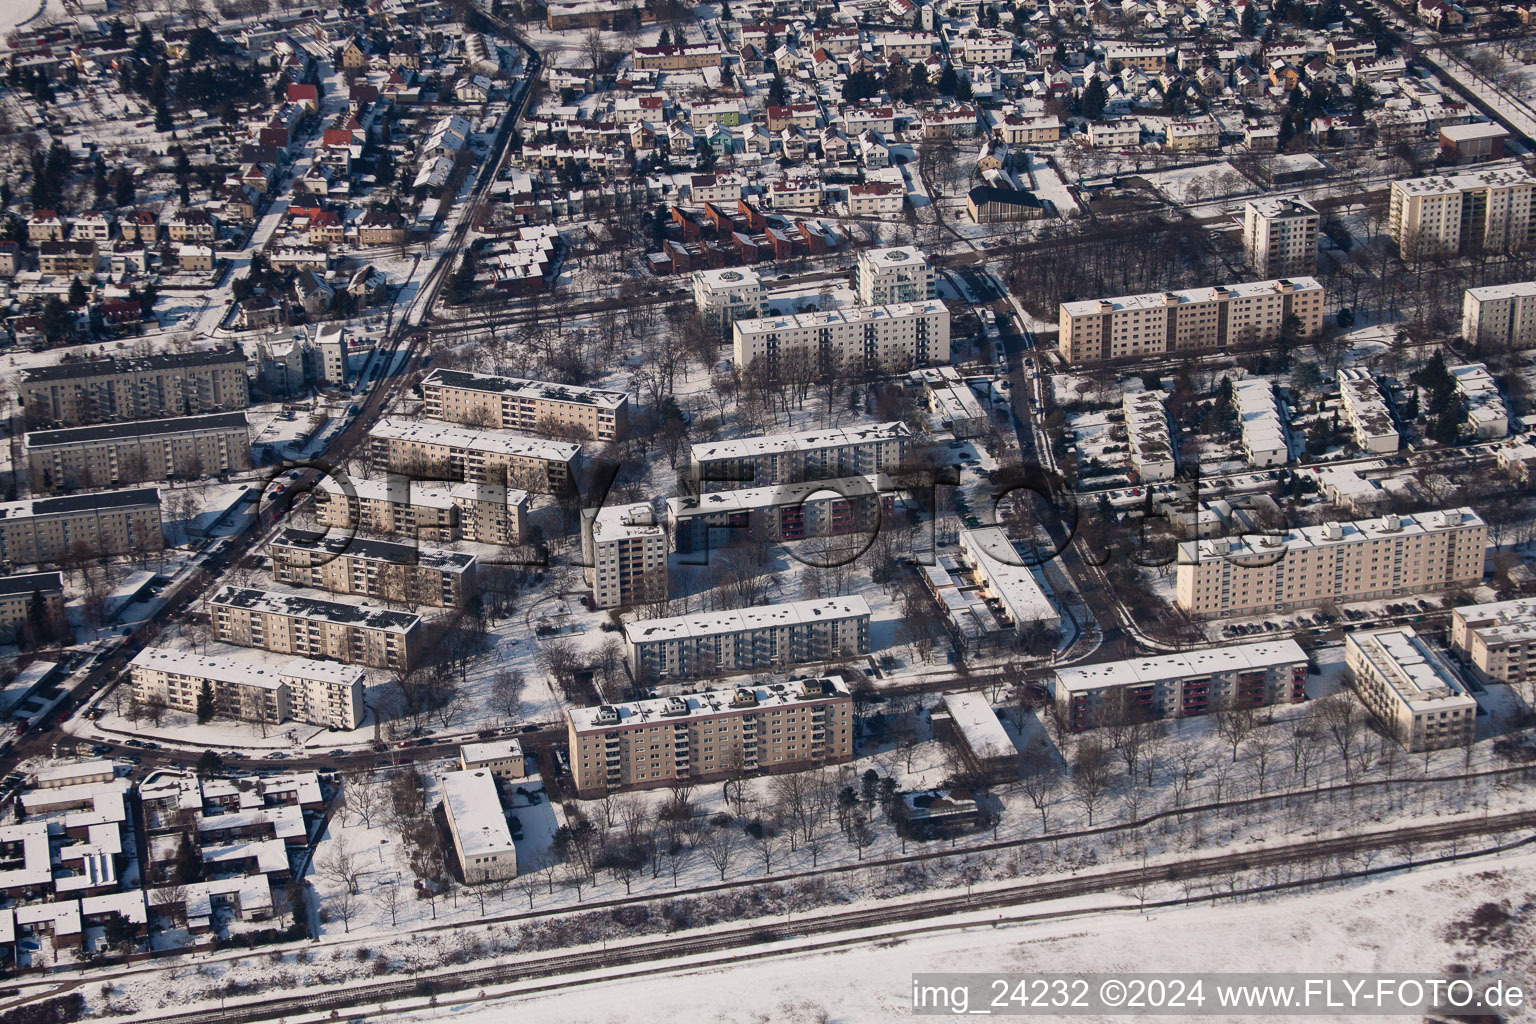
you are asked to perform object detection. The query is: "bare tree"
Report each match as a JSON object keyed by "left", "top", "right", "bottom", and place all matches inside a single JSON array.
[
  {"left": 1017, "top": 744, "right": 1060, "bottom": 831},
  {"left": 373, "top": 879, "right": 403, "bottom": 927},
  {"left": 1070, "top": 737, "right": 1112, "bottom": 826},
  {"left": 327, "top": 887, "right": 358, "bottom": 933},
  {"left": 701, "top": 829, "right": 739, "bottom": 881},
  {"left": 489, "top": 669, "right": 526, "bottom": 725},
  {"left": 1213, "top": 694, "right": 1257, "bottom": 762}
]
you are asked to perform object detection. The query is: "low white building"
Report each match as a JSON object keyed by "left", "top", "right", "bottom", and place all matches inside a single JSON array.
[
  {"left": 1122, "top": 391, "right": 1176, "bottom": 481},
  {"left": 692, "top": 267, "right": 765, "bottom": 335},
  {"left": 956, "top": 527, "right": 1060, "bottom": 637},
  {"left": 1451, "top": 363, "right": 1508, "bottom": 439},
  {"left": 441, "top": 769, "right": 517, "bottom": 884},
  {"left": 1234, "top": 379, "right": 1288, "bottom": 467},
  {"left": 1338, "top": 368, "right": 1400, "bottom": 453},
  {"left": 459, "top": 740, "right": 526, "bottom": 781},
  {"left": 1345, "top": 627, "right": 1477, "bottom": 752}
]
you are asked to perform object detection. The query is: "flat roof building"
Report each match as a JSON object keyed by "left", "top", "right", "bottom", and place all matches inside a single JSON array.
[
  {"left": 18, "top": 347, "right": 248, "bottom": 428},
  {"left": 566, "top": 676, "right": 853, "bottom": 796},
  {"left": 1451, "top": 597, "right": 1536, "bottom": 689},
  {"left": 441, "top": 769, "right": 517, "bottom": 884},
  {"left": 1122, "top": 391, "right": 1176, "bottom": 481},
  {"left": 1338, "top": 368, "right": 1400, "bottom": 454},
  {"left": 271, "top": 528, "right": 478, "bottom": 608},
  {"left": 1177, "top": 508, "right": 1486, "bottom": 618},
  {"left": 26, "top": 412, "right": 251, "bottom": 493},
  {"left": 1462, "top": 280, "right": 1536, "bottom": 353},
  {"left": 580, "top": 502, "right": 667, "bottom": 610},
  {"left": 421, "top": 368, "right": 629, "bottom": 442},
  {"left": 1241, "top": 195, "right": 1319, "bottom": 278},
  {"left": 625, "top": 595, "right": 871, "bottom": 681},
  {"left": 690, "top": 421, "right": 911, "bottom": 491},
  {"left": 666, "top": 473, "right": 893, "bottom": 553},
  {"left": 370, "top": 416, "right": 580, "bottom": 493},
  {"left": 854, "top": 247, "right": 936, "bottom": 306},
  {"left": 314, "top": 476, "right": 529, "bottom": 548},
  {"left": 732, "top": 301, "right": 950, "bottom": 375},
  {"left": 1346, "top": 627, "right": 1477, "bottom": 752},
  {"left": 692, "top": 267, "right": 766, "bottom": 336},
  {"left": 210, "top": 586, "right": 423, "bottom": 671},
  {"left": 931, "top": 691, "right": 1017, "bottom": 782},
  {"left": 956, "top": 527, "right": 1061, "bottom": 638},
  {"left": 1388, "top": 163, "right": 1536, "bottom": 258},
  {"left": 0, "top": 488, "right": 162, "bottom": 565},
  {"left": 1234, "top": 379, "right": 1289, "bottom": 467},
  {"left": 0, "top": 571, "right": 65, "bottom": 643},
  {"left": 130, "top": 646, "right": 366, "bottom": 730},
  {"left": 1054, "top": 639, "right": 1307, "bottom": 728},
  {"left": 1451, "top": 363, "right": 1508, "bottom": 439},
  {"left": 460, "top": 740, "right": 526, "bottom": 781}
]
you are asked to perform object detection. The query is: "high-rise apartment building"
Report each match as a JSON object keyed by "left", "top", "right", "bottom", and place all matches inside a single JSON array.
[
  {"left": 692, "top": 267, "right": 766, "bottom": 335},
  {"left": 1175, "top": 508, "right": 1486, "bottom": 618},
  {"left": 1058, "top": 277, "right": 1325, "bottom": 364},
  {"left": 566, "top": 676, "right": 854, "bottom": 796},
  {"left": 210, "top": 587, "right": 423, "bottom": 670},
  {"left": 130, "top": 646, "right": 366, "bottom": 730},
  {"left": 1345, "top": 627, "right": 1477, "bottom": 752},
  {"left": 17, "top": 348, "right": 249, "bottom": 427},
  {"left": 25, "top": 412, "right": 252, "bottom": 493},
  {"left": 1242, "top": 196, "right": 1319, "bottom": 277},
  {"left": 854, "top": 247, "right": 936, "bottom": 305},
  {"left": 580, "top": 502, "right": 668, "bottom": 609},
  {"left": 690, "top": 422, "right": 911, "bottom": 491},
  {"left": 732, "top": 301, "right": 950, "bottom": 375},
  {"left": 0, "top": 489, "right": 162, "bottom": 565},
  {"left": 1054, "top": 639, "right": 1308, "bottom": 729},
  {"left": 421, "top": 369, "right": 630, "bottom": 442},
  {"left": 270, "top": 529, "right": 479, "bottom": 608},
  {"left": 625, "top": 596, "right": 871, "bottom": 681},
  {"left": 1387, "top": 164, "right": 1536, "bottom": 258},
  {"left": 1462, "top": 281, "right": 1536, "bottom": 351},
  {"left": 369, "top": 417, "right": 580, "bottom": 493},
  {"left": 314, "top": 477, "right": 529, "bottom": 547}
]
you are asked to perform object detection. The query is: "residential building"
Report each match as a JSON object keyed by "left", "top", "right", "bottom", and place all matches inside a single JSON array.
[
  {"left": 580, "top": 502, "right": 667, "bottom": 609},
  {"left": 1462, "top": 281, "right": 1536, "bottom": 351},
  {"left": 460, "top": 740, "right": 526, "bottom": 781},
  {"left": 955, "top": 527, "right": 1061, "bottom": 637},
  {"left": 732, "top": 301, "right": 950, "bottom": 375},
  {"left": 1242, "top": 195, "right": 1319, "bottom": 277},
  {"left": 910, "top": 367, "right": 990, "bottom": 439},
  {"left": 0, "top": 489, "right": 162, "bottom": 565},
  {"left": 1122, "top": 391, "right": 1176, "bottom": 481},
  {"left": 210, "top": 587, "right": 423, "bottom": 670},
  {"left": 1451, "top": 363, "right": 1508, "bottom": 438},
  {"left": 930, "top": 691, "right": 1017, "bottom": 781},
  {"left": 1338, "top": 368, "right": 1400, "bottom": 453},
  {"left": 632, "top": 43, "right": 722, "bottom": 70},
  {"left": 18, "top": 348, "right": 249, "bottom": 427},
  {"left": 441, "top": 769, "right": 518, "bottom": 883},
  {"left": 1176, "top": 508, "right": 1487, "bottom": 618},
  {"left": 625, "top": 596, "right": 871, "bottom": 681},
  {"left": 1387, "top": 164, "right": 1536, "bottom": 258},
  {"left": 690, "top": 422, "right": 911, "bottom": 491},
  {"left": 129, "top": 647, "right": 366, "bottom": 730},
  {"left": 1234, "top": 379, "right": 1289, "bottom": 467},
  {"left": 0, "top": 572, "right": 64, "bottom": 642},
  {"left": 1058, "top": 278, "right": 1325, "bottom": 364},
  {"left": 38, "top": 241, "right": 97, "bottom": 275},
  {"left": 1053, "top": 639, "right": 1308, "bottom": 728},
  {"left": 1345, "top": 627, "right": 1477, "bottom": 752},
  {"left": 25, "top": 412, "right": 251, "bottom": 493},
  {"left": 666, "top": 474, "right": 893, "bottom": 553},
  {"left": 421, "top": 369, "right": 629, "bottom": 442},
  {"left": 270, "top": 529, "right": 479, "bottom": 608},
  {"left": 1451, "top": 598, "right": 1536, "bottom": 687},
  {"left": 692, "top": 267, "right": 766, "bottom": 335},
  {"left": 566, "top": 676, "right": 854, "bottom": 796},
  {"left": 854, "top": 247, "right": 936, "bottom": 306},
  {"left": 370, "top": 417, "right": 580, "bottom": 493},
  {"left": 314, "top": 477, "right": 529, "bottom": 547}
]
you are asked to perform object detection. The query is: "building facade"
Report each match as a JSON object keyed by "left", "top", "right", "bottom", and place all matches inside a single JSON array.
[
  {"left": 1345, "top": 627, "right": 1477, "bottom": 752},
  {"left": 129, "top": 647, "right": 366, "bottom": 730},
  {"left": 692, "top": 267, "right": 766, "bottom": 336},
  {"left": 1338, "top": 368, "right": 1400, "bottom": 453},
  {"left": 314, "top": 477, "right": 529, "bottom": 547},
  {"left": 1450, "top": 598, "right": 1536, "bottom": 688},
  {"left": 732, "top": 302, "right": 950, "bottom": 375},
  {"left": 1058, "top": 278, "right": 1325, "bottom": 364},
  {"left": 18, "top": 349, "right": 249, "bottom": 427},
  {"left": 625, "top": 596, "right": 871, "bottom": 681},
  {"left": 690, "top": 422, "right": 911, "bottom": 491},
  {"left": 1462, "top": 281, "right": 1536, "bottom": 351},
  {"left": 566, "top": 677, "right": 854, "bottom": 796},
  {"left": 666, "top": 474, "right": 893, "bottom": 553},
  {"left": 370, "top": 417, "right": 580, "bottom": 493},
  {"left": 441, "top": 769, "right": 518, "bottom": 883},
  {"left": 270, "top": 529, "right": 479, "bottom": 608},
  {"left": 1387, "top": 165, "right": 1536, "bottom": 257},
  {"left": 1241, "top": 195, "right": 1319, "bottom": 277},
  {"left": 210, "top": 587, "right": 423, "bottom": 670},
  {"left": 0, "top": 489, "right": 162, "bottom": 565},
  {"left": 420, "top": 369, "right": 629, "bottom": 442},
  {"left": 854, "top": 247, "right": 936, "bottom": 306},
  {"left": 25, "top": 413, "right": 251, "bottom": 493},
  {"left": 1176, "top": 508, "right": 1486, "bottom": 618},
  {"left": 580, "top": 502, "right": 668, "bottom": 609}
]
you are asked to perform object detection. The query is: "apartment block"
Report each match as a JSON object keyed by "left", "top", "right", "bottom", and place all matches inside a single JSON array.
[
  {"left": 666, "top": 473, "right": 893, "bottom": 553},
  {"left": 854, "top": 247, "right": 936, "bottom": 305},
  {"left": 17, "top": 348, "right": 249, "bottom": 427},
  {"left": 1451, "top": 363, "right": 1508, "bottom": 439},
  {"left": 1462, "top": 281, "right": 1536, "bottom": 351},
  {"left": 370, "top": 417, "right": 580, "bottom": 493},
  {"left": 1338, "top": 368, "right": 1400, "bottom": 453},
  {"left": 441, "top": 769, "right": 518, "bottom": 883},
  {"left": 1122, "top": 391, "right": 1176, "bottom": 481},
  {"left": 625, "top": 596, "right": 871, "bottom": 681},
  {"left": 1388, "top": 164, "right": 1536, "bottom": 258},
  {"left": 0, "top": 488, "right": 162, "bottom": 565},
  {"left": 420, "top": 368, "right": 629, "bottom": 442},
  {"left": 1451, "top": 597, "right": 1536, "bottom": 687},
  {"left": 1176, "top": 508, "right": 1486, "bottom": 618},
  {"left": 1235, "top": 379, "right": 1289, "bottom": 467},
  {"left": 566, "top": 676, "right": 854, "bottom": 796},
  {"left": 25, "top": 412, "right": 252, "bottom": 493},
  {"left": 1058, "top": 277, "right": 1325, "bottom": 364},
  {"left": 690, "top": 421, "right": 911, "bottom": 491},
  {"left": 692, "top": 267, "right": 766, "bottom": 335},
  {"left": 270, "top": 529, "right": 478, "bottom": 608},
  {"left": 210, "top": 586, "right": 423, "bottom": 671},
  {"left": 0, "top": 572, "right": 65, "bottom": 642},
  {"left": 733, "top": 301, "right": 950, "bottom": 374},
  {"left": 1241, "top": 195, "right": 1319, "bottom": 277},
  {"left": 1345, "top": 627, "right": 1477, "bottom": 752},
  {"left": 580, "top": 502, "right": 667, "bottom": 609},
  {"left": 129, "top": 646, "right": 366, "bottom": 730},
  {"left": 314, "top": 476, "right": 529, "bottom": 548},
  {"left": 1054, "top": 639, "right": 1308, "bottom": 728}
]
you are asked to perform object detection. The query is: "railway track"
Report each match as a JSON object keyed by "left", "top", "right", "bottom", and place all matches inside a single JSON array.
[{"left": 121, "top": 809, "right": 1536, "bottom": 1024}]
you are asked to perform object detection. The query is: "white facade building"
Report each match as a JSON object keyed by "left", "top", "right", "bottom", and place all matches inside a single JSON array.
[
  {"left": 1234, "top": 379, "right": 1289, "bottom": 467},
  {"left": 1388, "top": 164, "right": 1536, "bottom": 257},
  {"left": 732, "top": 301, "right": 950, "bottom": 374},
  {"left": 1345, "top": 627, "right": 1477, "bottom": 752},
  {"left": 854, "top": 247, "right": 936, "bottom": 306},
  {"left": 1338, "top": 368, "right": 1400, "bottom": 453},
  {"left": 1122, "top": 391, "right": 1176, "bottom": 481},
  {"left": 1462, "top": 281, "right": 1536, "bottom": 351},
  {"left": 692, "top": 267, "right": 766, "bottom": 335},
  {"left": 1451, "top": 363, "right": 1508, "bottom": 439},
  {"left": 1242, "top": 195, "right": 1319, "bottom": 277},
  {"left": 441, "top": 769, "right": 517, "bottom": 883}
]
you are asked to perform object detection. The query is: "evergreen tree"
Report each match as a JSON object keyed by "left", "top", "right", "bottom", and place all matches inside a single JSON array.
[
  {"left": 955, "top": 74, "right": 972, "bottom": 101},
  {"left": 26, "top": 590, "right": 49, "bottom": 645},
  {"left": 1080, "top": 76, "right": 1107, "bottom": 120},
  {"left": 154, "top": 101, "right": 173, "bottom": 132},
  {"left": 196, "top": 679, "right": 215, "bottom": 723},
  {"left": 936, "top": 62, "right": 957, "bottom": 95},
  {"left": 1240, "top": 2, "right": 1259, "bottom": 36},
  {"left": 113, "top": 167, "right": 134, "bottom": 207},
  {"left": 67, "top": 277, "right": 87, "bottom": 308}
]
